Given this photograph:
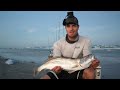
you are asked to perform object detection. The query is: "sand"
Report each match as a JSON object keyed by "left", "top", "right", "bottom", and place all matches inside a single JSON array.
[{"left": 0, "top": 56, "right": 39, "bottom": 79}]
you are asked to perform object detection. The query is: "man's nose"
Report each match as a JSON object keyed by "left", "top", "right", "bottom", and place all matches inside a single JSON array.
[
  {"left": 69, "top": 26, "right": 74, "bottom": 31},
  {"left": 70, "top": 28, "right": 74, "bottom": 31}
]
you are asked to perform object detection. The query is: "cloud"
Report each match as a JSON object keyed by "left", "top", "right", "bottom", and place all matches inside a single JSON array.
[{"left": 26, "top": 28, "right": 37, "bottom": 33}]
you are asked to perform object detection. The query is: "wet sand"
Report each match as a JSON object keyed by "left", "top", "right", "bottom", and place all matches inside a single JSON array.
[{"left": 0, "top": 56, "right": 39, "bottom": 79}]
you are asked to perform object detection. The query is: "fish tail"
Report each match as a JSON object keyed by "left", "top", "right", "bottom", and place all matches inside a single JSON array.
[{"left": 33, "top": 67, "right": 38, "bottom": 77}]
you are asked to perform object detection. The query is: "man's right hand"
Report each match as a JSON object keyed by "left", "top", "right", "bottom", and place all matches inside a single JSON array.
[{"left": 52, "top": 66, "right": 63, "bottom": 74}]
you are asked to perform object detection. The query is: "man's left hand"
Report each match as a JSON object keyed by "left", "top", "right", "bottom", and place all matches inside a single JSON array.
[{"left": 89, "top": 59, "right": 100, "bottom": 69}]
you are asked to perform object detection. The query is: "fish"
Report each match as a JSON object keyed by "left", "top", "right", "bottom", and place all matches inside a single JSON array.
[{"left": 36, "top": 54, "right": 95, "bottom": 74}]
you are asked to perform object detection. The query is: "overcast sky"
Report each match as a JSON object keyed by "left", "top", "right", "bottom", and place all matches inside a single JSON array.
[{"left": 0, "top": 11, "right": 120, "bottom": 48}]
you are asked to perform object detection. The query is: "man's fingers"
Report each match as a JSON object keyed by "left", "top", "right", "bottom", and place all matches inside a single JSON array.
[
  {"left": 55, "top": 66, "right": 62, "bottom": 71},
  {"left": 52, "top": 66, "right": 62, "bottom": 73},
  {"left": 93, "top": 59, "right": 100, "bottom": 64},
  {"left": 90, "top": 59, "right": 100, "bottom": 69},
  {"left": 52, "top": 66, "right": 57, "bottom": 71}
]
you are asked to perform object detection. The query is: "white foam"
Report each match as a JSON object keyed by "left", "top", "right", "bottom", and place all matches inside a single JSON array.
[{"left": 5, "top": 59, "right": 14, "bottom": 65}]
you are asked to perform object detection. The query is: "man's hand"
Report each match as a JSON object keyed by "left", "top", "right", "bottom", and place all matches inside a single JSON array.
[
  {"left": 89, "top": 58, "right": 100, "bottom": 69},
  {"left": 52, "top": 66, "right": 63, "bottom": 74}
]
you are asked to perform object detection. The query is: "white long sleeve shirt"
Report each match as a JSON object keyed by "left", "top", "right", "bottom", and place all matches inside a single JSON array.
[{"left": 53, "top": 35, "right": 92, "bottom": 59}]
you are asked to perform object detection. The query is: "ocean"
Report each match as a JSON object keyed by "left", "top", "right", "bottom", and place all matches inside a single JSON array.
[
  {"left": 0, "top": 48, "right": 50, "bottom": 64},
  {"left": 0, "top": 48, "right": 120, "bottom": 79},
  {"left": 92, "top": 49, "right": 120, "bottom": 79}
]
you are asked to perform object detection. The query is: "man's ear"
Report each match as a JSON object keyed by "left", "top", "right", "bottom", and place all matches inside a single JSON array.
[{"left": 65, "top": 26, "right": 67, "bottom": 30}]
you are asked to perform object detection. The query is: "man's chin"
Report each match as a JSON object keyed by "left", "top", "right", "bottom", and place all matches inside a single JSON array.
[{"left": 68, "top": 35, "right": 75, "bottom": 38}]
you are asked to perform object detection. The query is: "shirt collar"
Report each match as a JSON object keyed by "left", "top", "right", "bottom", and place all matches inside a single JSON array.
[{"left": 66, "top": 34, "right": 79, "bottom": 44}]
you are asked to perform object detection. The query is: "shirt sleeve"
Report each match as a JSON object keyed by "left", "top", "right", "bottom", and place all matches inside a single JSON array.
[
  {"left": 83, "top": 39, "right": 92, "bottom": 57},
  {"left": 53, "top": 41, "right": 62, "bottom": 58}
]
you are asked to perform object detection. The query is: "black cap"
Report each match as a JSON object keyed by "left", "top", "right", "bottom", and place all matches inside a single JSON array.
[
  {"left": 63, "top": 16, "right": 79, "bottom": 26},
  {"left": 63, "top": 11, "right": 79, "bottom": 26}
]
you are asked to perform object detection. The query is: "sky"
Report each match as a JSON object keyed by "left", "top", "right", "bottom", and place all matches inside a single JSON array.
[{"left": 0, "top": 11, "right": 120, "bottom": 48}]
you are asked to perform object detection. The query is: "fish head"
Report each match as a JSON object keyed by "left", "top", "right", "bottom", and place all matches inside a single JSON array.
[
  {"left": 79, "top": 54, "right": 96, "bottom": 65},
  {"left": 85, "top": 54, "right": 95, "bottom": 60},
  {"left": 88, "top": 54, "right": 95, "bottom": 61}
]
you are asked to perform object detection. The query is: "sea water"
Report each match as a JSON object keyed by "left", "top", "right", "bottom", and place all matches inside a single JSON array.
[
  {"left": 92, "top": 49, "right": 120, "bottom": 79},
  {"left": 0, "top": 48, "right": 120, "bottom": 79},
  {"left": 0, "top": 48, "right": 50, "bottom": 64}
]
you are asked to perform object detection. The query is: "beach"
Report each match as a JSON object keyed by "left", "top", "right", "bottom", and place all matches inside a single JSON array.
[{"left": 0, "top": 56, "right": 39, "bottom": 79}]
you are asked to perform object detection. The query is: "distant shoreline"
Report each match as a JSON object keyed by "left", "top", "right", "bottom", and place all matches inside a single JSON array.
[
  {"left": 1, "top": 47, "right": 120, "bottom": 50},
  {"left": 92, "top": 48, "right": 120, "bottom": 50}
]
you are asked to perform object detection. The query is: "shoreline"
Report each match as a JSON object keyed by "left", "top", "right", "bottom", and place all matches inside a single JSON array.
[
  {"left": 0, "top": 56, "right": 39, "bottom": 79},
  {"left": 92, "top": 48, "right": 120, "bottom": 50}
]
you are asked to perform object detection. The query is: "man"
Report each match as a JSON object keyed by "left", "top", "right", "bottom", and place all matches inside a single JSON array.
[{"left": 40, "top": 12, "right": 100, "bottom": 79}]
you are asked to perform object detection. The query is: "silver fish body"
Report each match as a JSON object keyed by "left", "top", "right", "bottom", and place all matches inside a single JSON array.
[{"left": 37, "top": 54, "right": 95, "bottom": 74}]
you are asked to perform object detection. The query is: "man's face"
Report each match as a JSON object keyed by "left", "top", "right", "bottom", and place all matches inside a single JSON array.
[{"left": 65, "top": 24, "right": 79, "bottom": 38}]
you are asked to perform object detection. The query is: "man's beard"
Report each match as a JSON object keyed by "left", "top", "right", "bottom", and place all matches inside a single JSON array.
[{"left": 68, "top": 33, "right": 78, "bottom": 39}]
